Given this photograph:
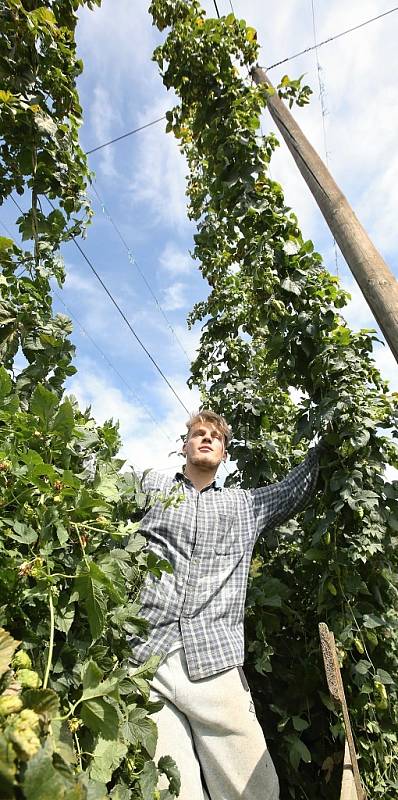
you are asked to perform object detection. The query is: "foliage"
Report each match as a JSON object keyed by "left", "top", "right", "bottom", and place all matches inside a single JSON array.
[
  {"left": 150, "top": 1, "right": 398, "bottom": 797},
  {"left": 0, "top": 378, "right": 178, "bottom": 798},
  {"left": 0, "top": 2, "right": 179, "bottom": 797}
]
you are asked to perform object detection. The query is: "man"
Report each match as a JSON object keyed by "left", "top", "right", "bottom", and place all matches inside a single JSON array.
[{"left": 129, "top": 410, "right": 320, "bottom": 800}]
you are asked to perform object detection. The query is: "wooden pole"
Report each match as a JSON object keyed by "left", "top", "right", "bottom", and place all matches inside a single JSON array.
[
  {"left": 252, "top": 66, "right": 398, "bottom": 365},
  {"left": 319, "top": 623, "right": 366, "bottom": 800}
]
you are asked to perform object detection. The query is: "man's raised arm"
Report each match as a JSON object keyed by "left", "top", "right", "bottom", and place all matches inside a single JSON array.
[{"left": 250, "top": 445, "right": 321, "bottom": 539}]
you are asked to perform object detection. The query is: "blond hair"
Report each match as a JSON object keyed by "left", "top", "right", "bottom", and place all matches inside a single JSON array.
[{"left": 185, "top": 409, "right": 232, "bottom": 449}]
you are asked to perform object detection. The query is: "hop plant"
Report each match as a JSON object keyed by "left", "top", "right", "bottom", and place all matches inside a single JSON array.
[
  {"left": 0, "top": 695, "right": 23, "bottom": 717},
  {"left": 68, "top": 716, "right": 83, "bottom": 733},
  {"left": 6, "top": 708, "right": 41, "bottom": 760},
  {"left": 12, "top": 650, "right": 32, "bottom": 670},
  {"left": 16, "top": 669, "right": 41, "bottom": 689}
]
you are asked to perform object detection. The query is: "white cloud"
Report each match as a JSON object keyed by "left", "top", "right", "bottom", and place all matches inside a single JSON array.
[
  {"left": 159, "top": 242, "right": 193, "bottom": 276},
  {"left": 88, "top": 86, "right": 122, "bottom": 177},
  {"left": 162, "top": 281, "right": 187, "bottom": 311},
  {"left": 77, "top": 1, "right": 155, "bottom": 92},
  {"left": 128, "top": 99, "right": 189, "bottom": 231}
]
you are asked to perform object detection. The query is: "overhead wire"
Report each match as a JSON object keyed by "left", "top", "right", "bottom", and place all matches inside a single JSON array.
[
  {"left": 80, "top": 6, "right": 398, "bottom": 158},
  {"left": 11, "top": 192, "right": 191, "bottom": 414},
  {"left": 90, "top": 183, "right": 191, "bottom": 365},
  {"left": 0, "top": 218, "right": 14, "bottom": 239},
  {"left": 3, "top": 203, "right": 175, "bottom": 440},
  {"left": 86, "top": 116, "right": 166, "bottom": 155},
  {"left": 53, "top": 215, "right": 191, "bottom": 414},
  {"left": 7, "top": 197, "right": 232, "bottom": 474},
  {"left": 51, "top": 288, "right": 175, "bottom": 445},
  {"left": 264, "top": 5, "right": 398, "bottom": 70}
]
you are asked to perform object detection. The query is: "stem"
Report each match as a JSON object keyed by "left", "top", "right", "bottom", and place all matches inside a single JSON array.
[
  {"left": 2, "top": 486, "right": 35, "bottom": 510},
  {"left": 73, "top": 524, "right": 90, "bottom": 567},
  {"left": 74, "top": 731, "right": 83, "bottom": 771},
  {"left": 43, "top": 588, "right": 55, "bottom": 689},
  {"left": 49, "top": 572, "right": 80, "bottom": 580}
]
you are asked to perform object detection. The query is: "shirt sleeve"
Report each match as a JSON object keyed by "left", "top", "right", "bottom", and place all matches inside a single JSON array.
[{"left": 250, "top": 446, "right": 320, "bottom": 539}]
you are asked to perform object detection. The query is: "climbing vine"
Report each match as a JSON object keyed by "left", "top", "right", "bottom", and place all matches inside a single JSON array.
[
  {"left": 0, "top": 3, "right": 179, "bottom": 798},
  {"left": 150, "top": 1, "right": 398, "bottom": 797}
]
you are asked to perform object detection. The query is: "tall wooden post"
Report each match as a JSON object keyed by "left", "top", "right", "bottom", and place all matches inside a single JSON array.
[{"left": 252, "top": 66, "right": 398, "bottom": 365}]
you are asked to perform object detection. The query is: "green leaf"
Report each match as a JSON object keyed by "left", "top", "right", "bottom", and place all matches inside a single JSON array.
[
  {"left": 23, "top": 688, "right": 59, "bottom": 717},
  {"left": 81, "top": 698, "right": 119, "bottom": 739},
  {"left": 285, "top": 734, "right": 312, "bottom": 770},
  {"left": 123, "top": 707, "right": 158, "bottom": 757},
  {"left": 109, "top": 786, "right": 131, "bottom": 800},
  {"left": 0, "top": 628, "right": 21, "bottom": 677},
  {"left": 80, "top": 673, "right": 120, "bottom": 703},
  {"left": 131, "top": 656, "right": 162, "bottom": 679},
  {"left": 28, "top": 7, "right": 57, "bottom": 27},
  {"left": 51, "top": 400, "right": 74, "bottom": 441},
  {"left": 23, "top": 744, "right": 83, "bottom": 800},
  {"left": 94, "top": 463, "right": 120, "bottom": 502},
  {"left": 84, "top": 780, "right": 108, "bottom": 800},
  {"left": 355, "top": 660, "right": 372, "bottom": 675},
  {"left": 30, "top": 385, "right": 58, "bottom": 429},
  {"left": 20, "top": 449, "right": 45, "bottom": 466},
  {"left": 0, "top": 366, "right": 12, "bottom": 397},
  {"left": 158, "top": 755, "right": 181, "bottom": 795},
  {"left": 97, "top": 555, "right": 127, "bottom": 601},
  {"left": 54, "top": 602, "right": 75, "bottom": 633},
  {"left": 82, "top": 659, "right": 103, "bottom": 689},
  {"left": 50, "top": 719, "right": 76, "bottom": 766},
  {"left": 139, "top": 760, "right": 158, "bottom": 800},
  {"left": 303, "top": 547, "right": 326, "bottom": 562},
  {"left": 6, "top": 521, "right": 37, "bottom": 545},
  {"left": 75, "top": 567, "right": 107, "bottom": 641},
  {"left": 90, "top": 737, "right": 127, "bottom": 783},
  {"left": 292, "top": 716, "right": 309, "bottom": 732},
  {"left": 88, "top": 561, "right": 124, "bottom": 605},
  {"left": 350, "top": 430, "right": 370, "bottom": 450},
  {"left": 281, "top": 277, "right": 301, "bottom": 295},
  {"left": 375, "top": 669, "right": 395, "bottom": 686},
  {"left": 363, "top": 614, "right": 384, "bottom": 629}
]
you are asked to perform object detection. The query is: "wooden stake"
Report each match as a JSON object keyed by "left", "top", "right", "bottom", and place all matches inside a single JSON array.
[
  {"left": 319, "top": 623, "right": 366, "bottom": 800},
  {"left": 252, "top": 66, "right": 398, "bottom": 365}
]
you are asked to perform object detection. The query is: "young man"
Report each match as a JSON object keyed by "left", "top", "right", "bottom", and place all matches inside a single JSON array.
[{"left": 129, "top": 410, "right": 320, "bottom": 800}]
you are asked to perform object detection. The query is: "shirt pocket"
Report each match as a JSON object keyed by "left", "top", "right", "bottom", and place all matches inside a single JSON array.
[{"left": 215, "top": 511, "right": 243, "bottom": 556}]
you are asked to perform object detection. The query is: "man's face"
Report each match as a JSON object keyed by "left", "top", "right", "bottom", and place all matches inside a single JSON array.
[{"left": 182, "top": 422, "right": 226, "bottom": 470}]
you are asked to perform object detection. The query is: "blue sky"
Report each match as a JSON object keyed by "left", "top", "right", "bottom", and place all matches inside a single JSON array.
[{"left": 3, "top": 0, "right": 398, "bottom": 475}]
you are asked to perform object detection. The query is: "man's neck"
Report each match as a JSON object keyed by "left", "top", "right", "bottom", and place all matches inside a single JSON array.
[{"left": 184, "top": 463, "right": 218, "bottom": 492}]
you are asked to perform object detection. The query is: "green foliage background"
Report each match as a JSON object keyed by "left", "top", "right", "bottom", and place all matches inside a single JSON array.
[
  {"left": 0, "top": 2, "right": 179, "bottom": 798},
  {"left": 149, "top": 1, "right": 398, "bottom": 797}
]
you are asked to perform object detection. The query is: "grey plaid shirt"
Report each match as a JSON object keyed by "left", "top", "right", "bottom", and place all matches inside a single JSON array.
[{"left": 129, "top": 448, "right": 320, "bottom": 680}]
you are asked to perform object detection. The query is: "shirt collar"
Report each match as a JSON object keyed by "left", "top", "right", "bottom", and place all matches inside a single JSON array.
[{"left": 175, "top": 471, "right": 221, "bottom": 492}]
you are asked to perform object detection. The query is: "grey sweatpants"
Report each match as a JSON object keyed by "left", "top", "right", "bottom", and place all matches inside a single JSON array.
[{"left": 150, "top": 648, "right": 279, "bottom": 800}]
